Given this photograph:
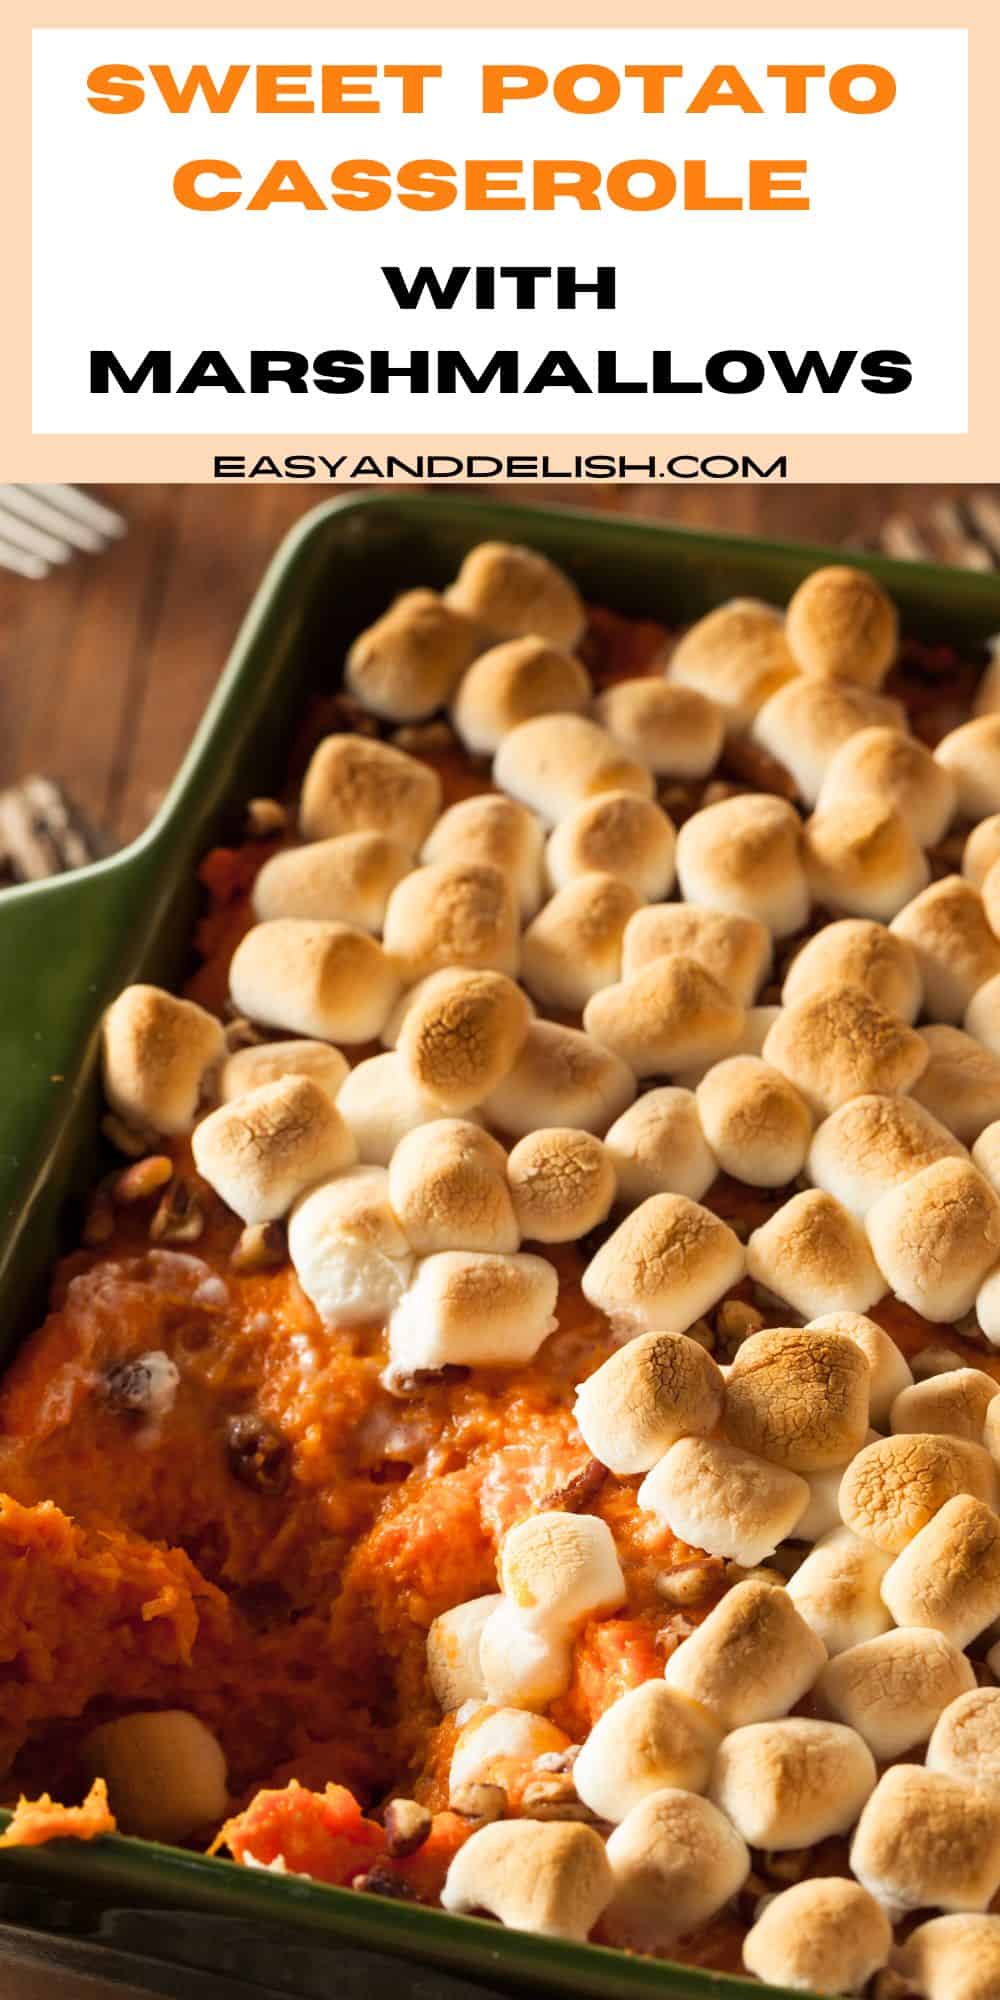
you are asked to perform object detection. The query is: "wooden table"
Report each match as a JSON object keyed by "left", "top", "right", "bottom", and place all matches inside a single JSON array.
[{"left": 0, "top": 483, "right": 972, "bottom": 850}]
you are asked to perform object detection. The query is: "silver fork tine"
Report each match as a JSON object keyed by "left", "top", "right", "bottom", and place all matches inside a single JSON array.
[
  {"left": 0, "top": 485, "right": 105, "bottom": 554},
  {"left": 0, "top": 507, "right": 75, "bottom": 568},
  {"left": 26, "top": 484, "right": 126, "bottom": 539},
  {"left": 0, "top": 534, "right": 49, "bottom": 581}
]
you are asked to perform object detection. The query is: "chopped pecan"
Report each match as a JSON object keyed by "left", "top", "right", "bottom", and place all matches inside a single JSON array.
[
  {"left": 449, "top": 1782, "right": 506, "bottom": 1823},
  {"left": 114, "top": 1155, "right": 173, "bottom": 1203},
  {"left": 245, "top": 797, "right": 289, "bottom": 839},
  {"left": 351, "top": 1861, "right": 417, "bottom": 1899},
  {"left": 230, "top": 1221, "right": 288, "bottom": 1273},
  {"left": 225, "top": 1414, "right": 291, "bottom": 1496},
  {"left": 536, "top": 1457, "right": 606, "bottom": 1515},
  {"left": 382, "top": 1799, "right": 432, "bottom": 1858},
  {"left": 150, "top": 1179, "right": 204, "bottom": 1244}
]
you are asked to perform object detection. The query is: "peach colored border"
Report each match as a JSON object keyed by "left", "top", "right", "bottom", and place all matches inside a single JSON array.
[{"left": 2, "top": 0, "right": 995, "bottom": 482}]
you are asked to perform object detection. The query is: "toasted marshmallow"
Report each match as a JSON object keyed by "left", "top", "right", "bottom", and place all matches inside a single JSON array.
[
  {"left": 794, "top": 1460, "right": 860, "bottom": 1544},
  {"left": 696, "top": 1057, "right": 812, "bottom": 1189},
  {"left": 974, "top": 1119, "right": 1000, "bottom": 1195},
  {"left": 229, "top": 920, "right": 400, "bottom": 1044},
  {"left": 808, "top": 1094, "right": 966, "bottom": 1221},
  {"left": 890, "top": 1367, "right": 998, "bottom": 1442},
  {"left": 387, "top": 1251, "right": 557, "bottom": 1375},
  {"left": 803, "top": 799, "right": 930, "bottom": 922},
  {"left": 927, "top": 1687, "right": 1000, "bottom": 1789},
  {"left": 299, "top": 734, "right": 441, "bottom": 847},
  {"left": 426, "top": 1594, "right": 500, "bottom": 1709},
  {"left": 442, "top": 1818, "right": 611, "bottom": 1942},
  {"left": 851, "top": 1764, "right": 1000, "bottom": 1916},
  {"left": 638, "top": 1437, "right": 809, "bottom": 1566},
  {"left": 81, "top": 1711, "right": 228, "bottom": 1843},
  {"left": 674, "top": 794, "right": 809, "bottom": 938},
  {"left": 388, "top": 1121, "right": 518, "bottom": 1255},
  {"left": 219, "top": 1039, "right": 349, "bottom": 1107},
  {"left": 673, "top": 1005, "right": 783, "bottom": 1091},
  {"left": 584, "top": 956, "right": 745, "bottom": 1080},
  {"left": 711, "top": 1716, "right": 876, "bottom": 1851},
  {"left": 762, "top": 983, "right": 928, "bottom": 1119},
  {"left": 396, "top": 968, "right": 531, "bottom": 1114},
  {"left": 895, "top": 1914, "right": 1000, "bottom": 2000},
  {"left": 746, "top": 1195, "right": 886, "bottom": 1323},
  {"left": 451, "top": 636, "right": 591, "bottom": 756},
  {"left": 622, "top": 903, "right": 772, "bottom": 1006},
  {"left": 966, "top": 972, "right": 1000, "bottom": 1059},
  {"left": 575, "top": 1331, "right": 726, "bottom": 1476},
  {"left": 481, "top": 1020, "right": 635, "bottom": 1139},
  {"left": 881, "top": 1495, "right": 1000, "bottom": 1648},
  {"left": 422, "top": 795, "right": 545, "bottom": 919},
  {"left": 593, "top": 677, "right": 724, "bottom": 778},
  {"left": 909, "top": 1025, "right": 1000, "bottom": 1145},
  {"left": 787, "top": 1527, "right": 893, "bottom": 1655},
  {"left": 251, "top": 833, "right": 411, "bottom": 931},
  {"left": 500, "top": 1511, "right": 625, "bottom": 1632},
  {"left": 478, "top": 1601, "right": 572, "bottom": 1708},
  {"left": 507, "top": 1127, "right": 615, "bottom": 1244},
  {"left": 819, "top": 1630, "right": 976, "bottom": 1760},
  {"left": 840, "top": 1431, "right": 998, "bottom": 1553},
  {"left": 336, "top": 1051, "right": 454, "bottom": 1165},
  {"left": 785, "top": 564, "right": 898, "bottom": 689},
  {"left": 344, "top": 588, "right": 478, "bottom": 721},
  {"left": 603, "top": 1087, "right": 718, "bottom": 1204},
  {"left": 581, "top": 1193, "right": 745, "bottom": 1335},
  {"left": 867, "top": 1158, "right": 1000, "bottom": 1321},
  {"left": 817, "top": 724, "right": 955, "bottom": 846},
  {"left": 752, "top": 678, "right": 905, "bottom": 807},
  {"left": 935, "top": 714, "right": 1000, "bottom": 820},
  {"left": 521, "top": 872, "right": 640, "bottom": 1010},
  {"left": 493, "top": 714, "right": 653, "bottom": 825},
  {"left": 192, "top": 1076, "right": 356, "bottom": 1224},
  {"left": 382, "top": 862, "right": 519, "bottom": 983},
  {"left": 744, "top": 1878, "right": 891, "bottom": 1997},
  {"left": 446, "top": 540, "right": 586, "bottom": 651},
  {"left": 603, "top": 1789, "right": 749, "bottom": 1951},
  {"left": 545, "top": 793, "right": 676, "bottom": 903},
  {"left": 782, "top": 917, "right": 922, "bottom": 1023},
  {"left": 574, "top": 1683, "right": 721, "bottom": 1825},
  {"left": 964, "top": 813, "right": 1000, "bottom": 888},
  {"left": 665, "top": 1581, "right": 826, "bottom": 1729},
  {"left": 806, "top": 1312, "right": 913, "bottom": 1426},
  {"left": 668, "top": 598, "right": 798, "bottom": 732},
  {"left": 288, "top": 1166, "right": 413, "bottom": 1324},
  {"left": 449, "top": 1706, "right": 569, "bottom": 1796},
  {"left": 102, "top": 985, "right": 224, "bottom": 1138},
  {"left": 725, "top": 1322, "right": 873, "bottom": 1471},
  {"left": 891, "top": 876, "right": 1000, "bottom": 1023}
]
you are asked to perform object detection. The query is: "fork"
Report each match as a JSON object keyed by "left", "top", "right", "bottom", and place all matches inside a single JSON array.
[
  {"left": 0, "top": 485, "right": 126, "bottom": 579},
  {"left": 859, "top": 491, "right": 1000, "bottom": 571}
]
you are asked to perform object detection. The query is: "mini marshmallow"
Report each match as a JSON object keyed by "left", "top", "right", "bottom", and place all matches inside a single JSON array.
[
  {"left": 816, "top": 724, "right": 956, "bottom": 846},
  {"left": 102, "top": 985, "right": 225, "bottom": 1137},
  {"left": 622, "top": 903, "right": 772, "bottom": 1006},
  {"left": 299, "top": 734, "right": 441, "bottom": 847},
  {"left": 581, "top": 1193, "right": 745, "bottom": 1335},
  {"left": 387, "top": 1251, "right": 557, "bottom": 1375},
  {"left": 422, "top": 795, "right": 545, "bottom": 919},
  {"left": 881, "top": 1494, "right": 1000, "bottom": 1649},
  {"left": 545, "top": 792, "right": 676, "bottom": 902},
  {"left": 725, "top": 1322, "right": 873, "bottom": 1473},
  {"left": 745, "top": 1193, "right": 886, "bottom": 1322},
  {"left": 935, "top": 713, "right": 1000, "bottom": 820},
  {"left": 806, "top": 1312, "right": 913, "bottom": 1426},
  {"left": 839, "top": 1432, "right": 998, "bottom": 1553},
  {"left": 506, "top": 1127, "right": 615, "bottom": 1244},
  {"left": 696, "top": 1056, "right": 812, "bottom": 1189},
  {"left": 229, "top": 920, "right": 400, "bottom": 1044},
  {"left": 442, "top": 1818, "right": 612, "bottom": 1942},
  {"left": 638, "top": 1436, "right": 809, "bottom": 1566},
  {"left": 574, "top": 1682, "right": 721, "bottom": 1825},
  {"left": 850, "top": 1764, "right": 1000, "bottom": 1915},
  {"left": 891, "top": 875, "right": 1000, "bottom": 1023},
  {"left": 478, "top": 1600, "right": 572, "bottom": 1708},
  {"left": 793, "top": 1459, "right": 860, "bottom": 1545},
  {"left": 521, "top": 872, "right": 640, "bottom": 1010},
  {"left": 743, "top": 1878, "right": 891, "bottom": 1998},
  {"left": 336, "top": 1051, "right": 455, "bottom": 1165},
  {"left": 396, "top": 968, "right": 531, "bottom": 1114},
  {"left": 344, "top": 588, "right": 478, "bottom": 721},
  {"left": 382, "top": 861, "right": 519, "bottom": 983},
  {"left": 785, "top": 564, "right": 898, "bottom": 689},
  {"left": 966, "top": 970, "right": 1000, "bottom": 1058},
  {"left": 674, "top": 794, "right": 809, "bottom": 938},
  {"left": 500, "top": 1510, "right": 625, "bottom": 1636},
  {"left": 781, "top": 917, "right": 922, "bottom": 1022},
  {"left": 493, "top": 714, "right": 653, "bottom": 826},
  {"left": 574, "top": 1331, "right": 726, "bottom": 1476},
  {"left": 603, "top": 1087, "right": 718, "bottom": 1204},
  {"left": 890, "top": 1367, "right": 998, "bottom": 1442},
  {"left": 973, "top": 1118, "right": 1000, "bottom": 1194},
  {"left": 802, "top": 798, "right": 929, "bottom": 922},
  {"left": 603, "top": 1789, "right": 750, "bottom": 1951},
  {"left": 787, "top": 1527, "right": 893, "bottom": 1656},
  {"left": 445, "top": 540, "right": 586, "bottom": 651},
  {"left": 665, "top": 1581, "right": 826, "bottom": 1730},
  {"left": 388, "top": 1121, "right": 518, "bottom": 1255},
  {"left": 451, "top": 636, "right": 591, "bottom": 756},
  {"left": 751, "top": 678, "right": 906, "bottom": 807},
  {"left": 481, "top": 1020, "right": 635, "bottom": 1139},
  {"left": 867, "top": 1158, "right": 1000, "bottom": 1321},
  {"left": 668, "top": 598, "right": 798, "bottom": 733},
  {"left": 964, "top": 812, "right": 1000, "bottom": 888},
  {"left": 584, "top": 955, "right": 745, "bottom": 1080},
  {"left": 819, "top": 1629, "right": 977, "bottom": 1759},
  {"left": 251, "top": 832, "right": 411, "bottom": 931},
  {"left": 81, "top": 1711, "right": 228, "bottom": 1843},
  {"left": 288, "top": 1166, "right": 413, "bottom": 1324},
  {"left": 593, "top": 677, "right": 724, "bottom": 778},
  {"left": 426, "top": 1594, "right": 500, "bottom": 1710},
  {"left": 762, "top": 983, "right": 928, "bottom": 1118},
  {"left": 710, "top": 1716, "right": 876, "bottom": 1850},
  {"left": 449, "top": 1706, "right": 569, "bottom": 1796},
  {"left": 910, "top": 1025, "right": 1000, "bottom": 1143},
  {"left": 219, "top": 1039, "right": 349, "bottom": 1106},
  {"left": 672, "top": 1005, "right": 782, "bottom": 1091},
  {"left": 927, "top": 1686, "right": 1000, "bottom": 1789},
  {"left": 807, "top": 1093, "right": 966, "bottom": 1220},
  {"left": 895, "top": 1915, "right": 1000, "bottom": 2000},
  {"left": 192, "top": 1076, "right": 357, "bottom": 1224}
]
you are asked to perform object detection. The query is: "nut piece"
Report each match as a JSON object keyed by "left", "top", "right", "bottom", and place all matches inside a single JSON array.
[
  {"left": 675, "top": 794, "right": 809, "bottom": 938},
  {"left": 387, "top": 1251, "right": 558, "bottom": 1374},
  {"left": 445, "top": 540, "right": 586, "bottom": 650},
  {"left": 839, "top": 1431, "right": 998, "bottom": 1553},
  {"left": 584, "top": 955, "right": 745, "bottom": 1080},
  {"left": 426, "top": 1594, "right": 500, "bottom": 1710},
  {"left": 787, "top": 1526, "right": 893, "bottom": 1657},
  {"left": 225, "top": 1413, "right": 292, "bottom": 1495},
  {"left": 229, "top": 920, "right": 400, "bottom": 1044},
  {"left": 220, "top": 1039, "right": 349, "bottom": 1106},
  {"left": 441, "top": 1818, "right": 613, "bottom": 1942},
  {"left": 388, "top": 1120, "right": 518, "bottom": 1255},
  {"left": 782, "top": 916, "right": 923, "bottom": 1022},
  {"left": 499, "top": 1511, "right": 625, "bottom": 1633},
  {"left": 743, "top": 1877, "right": 892, "bottom": 1997},
  {"left": 383, "top": 861, "right": 519, "bottom": 983},
  {"left": 383, "top": 1798, "right": 433, "bottom": 1858},
  {"left": 638, "top": 1436, "right": 809, "bottom": 1568},
  {"left": 574, "top": 1330, "right": 725, "bottom": 1476},
  {"left": 668, "top": 598, "right": 798, "bottom": 733},
  {"left": 507, "top": 1128, "right": 615, "bottom": 1245},
  {"left": 451, "top": 636, "right": 591, "bottom": 755},
  {"left": 423, "top": 794, "right": 545, "bottom": 919},
  {"left": 866, "top": 1159, "right": 1000, "bottom": 1322},
  {"left": 894, "top": 1914, "right": 1000, "bottom": 2000},
  {"left": 891, "top": 876, "right": 1000, "bottom": 1024},
  {"left": 251, "top": 832, "right": 412, "bottom": 930},
  {"left": 545, "top": 792, "right": 677, "bottom": 903},
  {"left": 493, "top": 713, "right": 653, "bottom": 825},
  {"left": 574, "top": 1682, "right": 721, "bottom": 1825},
  {"left": 752, "top": 677, "right": 905, "bottom": 807},
  {"left": 910, "top": 1024, "right": 1000, "bottom": 1144},
  {"left": 396, "top": 967, "right": 531, "bottom": 1114},
  {"left": 192, "top": 1075, "right": 357, "bottom": 1224},
  {"left": 802, "top": 798, "right": 929, "bottom": 923},
  {"left": 710, "top": 1716, "right": 876, "bottom": 1850},
  {"left": 604, "top": 1087, "right": 718, "bottom": 1204},
  {"left": 785, "top": 565, "right": 898, "bottom": 689},
  {"left": 581, "top": 1193, "right": 745, "bottom": 1336},
  {"left": 622, "top": 903, "right": 772, "bottom": 1007},
  {"left": 696, "top": 1056, "right": 812, "bottom": 1190},
  {"left": 82, "top": 1711, "right": 229, "bottom": 1842},
  {"left": 724, "top": 1324, "right": 872, "bottom": 1471},
  {"left": 807, "top": 1093, "right": 966, "bottom": 1220},
  {"left": 664, "top": 1580, "right": 826, "bottom": 1730},
  {"left": 817, "top": 724, "right": 955, "bottom": 846},
  {"left": 102, "top": 985, "right": 225, "bottom": 1136},
  {"left": 345, "top": 588, "right": 478, "bottom": 722},
  {"left": 603, "top": 1789, "right": 750, "bottom": 1951},
  {"left": 593, "top": 677, "right": 724, "bottom": 779},
  {"left": 850, "top": 1764, "right": 1000, "bottom": 1915},
  {"left": 746, "top": 1194, "right": 886, "bottom": 1323},
  {"left": 927, "top": 1686, "right": 1000, "bottom": 1789},
  {"left": 482, "top": 1020, "right": 635, "bottom": 1139},
  {"left": 299, "top": 734, "right": 441, "bottom": 847},
  {"left": 762, "top": 983, "right": 928, "bottom": 1119},
  {"left": 817, "top": 1628, "right": 976, "bottom": 1759},
  {"left": 879, "top": 1495, "right": 1000, "bottom": 1648},
  {"left": 522, "top": 872, "right": 640, "bottom": 1010}
]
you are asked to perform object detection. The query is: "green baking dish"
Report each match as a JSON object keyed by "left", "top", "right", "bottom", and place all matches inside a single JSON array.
[{"left": 1, "top": 492, "right": 1000, "bottom": 2000}]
